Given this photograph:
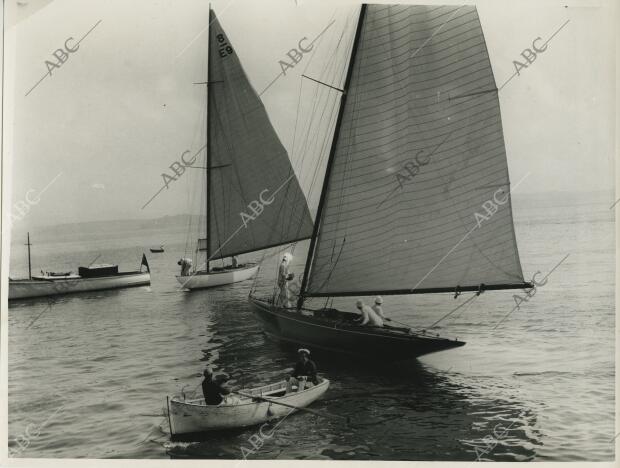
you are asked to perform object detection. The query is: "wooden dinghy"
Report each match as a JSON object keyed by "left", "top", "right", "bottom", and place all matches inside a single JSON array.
[{"left": 167, "top": 378, "right": 330, "bottom": 435}]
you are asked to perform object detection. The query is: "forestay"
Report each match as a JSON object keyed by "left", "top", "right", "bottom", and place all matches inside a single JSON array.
[
  {"left": 207, "top": 11, "right": 314, "bottom": 260},
  {"left": 306, "top": 4, "right": 526, "bottom": 296}
]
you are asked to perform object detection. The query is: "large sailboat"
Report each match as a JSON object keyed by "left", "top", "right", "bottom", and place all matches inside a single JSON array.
[
  {"left": 249, "top": 4, "right": 532, "bottom": 360},
  {"left": 176, "top": 9, "right": 314, "bottom": 290}
]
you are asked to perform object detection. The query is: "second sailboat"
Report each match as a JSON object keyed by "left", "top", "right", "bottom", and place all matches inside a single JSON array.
[{"left": 177, "top": 9, "right": 314, "bottom": 290}]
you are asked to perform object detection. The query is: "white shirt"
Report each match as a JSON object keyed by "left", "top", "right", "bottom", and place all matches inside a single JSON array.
[
  {"left": 360, "top": 305, "right": 384, "bottom": 327},
  {"left": 278, "top": 261, "right": 289, "bottom": 287},
  {"left": 372, "top": 303, "right": 385, "bottom": 319}
]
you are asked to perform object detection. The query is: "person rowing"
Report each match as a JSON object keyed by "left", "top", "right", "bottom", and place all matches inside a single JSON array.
[{"left": 201, "top": 368, "right": 233, "bottom": 405}]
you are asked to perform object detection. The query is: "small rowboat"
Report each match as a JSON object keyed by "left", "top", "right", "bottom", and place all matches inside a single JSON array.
[
  {"left": 167, "top": 378, "right": 330, "bottom": 435},
  {"left": 150, "top": 245, "right": 164, "bottom": 253}
]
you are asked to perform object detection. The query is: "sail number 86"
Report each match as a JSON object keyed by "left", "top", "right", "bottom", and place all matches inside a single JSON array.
[{"left": 217, "top": 34, "right": 234, "bottom": 57}]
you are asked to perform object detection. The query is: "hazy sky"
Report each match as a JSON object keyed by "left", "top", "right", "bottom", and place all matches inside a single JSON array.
[{"left": 3, "top": 0, "right": 616, "bottom": 228}]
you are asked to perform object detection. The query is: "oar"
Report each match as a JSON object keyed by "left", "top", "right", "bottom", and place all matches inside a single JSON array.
[{"left": 234, "top": 391, "right": 349, "bottom": 423}]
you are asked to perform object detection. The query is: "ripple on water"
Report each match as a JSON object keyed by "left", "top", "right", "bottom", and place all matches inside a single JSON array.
[{"left": 8, "top": 201, "right": 616, "bottom": 460}]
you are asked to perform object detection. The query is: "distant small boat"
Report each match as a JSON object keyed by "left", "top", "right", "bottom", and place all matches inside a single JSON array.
[
  {"left": 9, "top": 233, "right": 151, "bottom": 300},
  {"left": 150, "top": 245, "right": 165, "bottom": 253},
  {"left": 167, "top": 378, "right": 330, "bottom": 435}
]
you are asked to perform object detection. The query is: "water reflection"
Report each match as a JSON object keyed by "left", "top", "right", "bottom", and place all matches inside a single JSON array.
[{"left": 164, "top": 293, "right": 541, "bottom": 461}]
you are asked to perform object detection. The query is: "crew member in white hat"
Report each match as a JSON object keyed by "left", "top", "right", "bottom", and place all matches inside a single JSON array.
[
  {"left": 372, "top": 296, "right": 386, "bottom": 320},
  {"left": 276, "top": 253, "right": 294, "bottom": 308},
  {"left": 286, "top": 348, "right": 318, "bottom": 393},
  {"left": 355, "top": 299, "right": 384, "bottom": 327}
]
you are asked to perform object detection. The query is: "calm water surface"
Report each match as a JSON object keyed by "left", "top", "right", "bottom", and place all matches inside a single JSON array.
[{"left": 8, "top": 192, "right": 615, "bottom": 460}]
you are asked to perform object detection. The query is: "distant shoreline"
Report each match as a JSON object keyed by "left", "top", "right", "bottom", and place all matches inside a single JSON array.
[{"left": 9, "top": 189, "right": 613, "bottom": 238}]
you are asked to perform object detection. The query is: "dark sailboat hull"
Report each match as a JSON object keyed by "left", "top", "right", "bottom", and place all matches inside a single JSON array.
[{"left": 248, "top": 296, "right": 465, "bottom": 361}]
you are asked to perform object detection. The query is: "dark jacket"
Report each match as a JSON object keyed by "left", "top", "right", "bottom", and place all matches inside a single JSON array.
[
  {"left": 202, "top": 378, "right": 231, "bottom": 405},
  {"left": 292, "top": 359, "right": 318, "bottom": 384}
]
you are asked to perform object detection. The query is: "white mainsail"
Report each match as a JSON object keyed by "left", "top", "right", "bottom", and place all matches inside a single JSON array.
[{"left": 304, "top": 4, "right": 527, "bottom": 297}]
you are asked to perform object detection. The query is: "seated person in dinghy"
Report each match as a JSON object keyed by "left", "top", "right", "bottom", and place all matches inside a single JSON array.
[
  {"left": 286, "top": 348, "right": 318, "bottom": 393},
  {"left": 201, "top": 368, "right": 233, "bottom": 405}
]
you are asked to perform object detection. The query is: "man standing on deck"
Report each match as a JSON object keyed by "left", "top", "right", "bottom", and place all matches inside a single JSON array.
[
  {"left": 276, "top": 253, "right": 294, "bottom": 308},
  {"left": 286, "top": 348, "right": 318, "bottom": 393},
  {"left": 201, "top": 368, "right": 232, "bottom": 405},
  {"left": 178, "top": 258, "right": 192, "bottom": 276},
  {"left": 355, "top": 299, "right": 384, "bottom": 327}
]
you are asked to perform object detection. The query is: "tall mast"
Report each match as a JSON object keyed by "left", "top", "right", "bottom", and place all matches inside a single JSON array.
[
  {"left": 26, "top": 232, "right": 32, "bottom": 280},
  {"left": 297, "top": 4, "right": 367, "bottom": 310},
  {"left": 205, "top": 7, "right": 213, "bottom": 273}
]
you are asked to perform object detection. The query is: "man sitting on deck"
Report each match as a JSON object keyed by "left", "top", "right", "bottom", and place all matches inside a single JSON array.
[
  {"left": 201, "top": 368, "right": 232, "bottom": 405},
  {"left": 372, "top": 296, "right": 387, "bottom": 319},
  {"left": 286, "top": 348, "right": 318, "bottom": 393},
  {"left": 355, "top": 299, "right": 384, "bottom": 327}
]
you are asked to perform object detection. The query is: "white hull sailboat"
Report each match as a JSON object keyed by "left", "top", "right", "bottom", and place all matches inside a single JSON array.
[
  {"left": 175, "top": 263, "right": 259, "bottom": 290},
  {"left": 167, "top": 379, "right": 330, "bottom": 435},
  {"left": 177, "top": 8, "right": 314, "bottom": 291}
]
